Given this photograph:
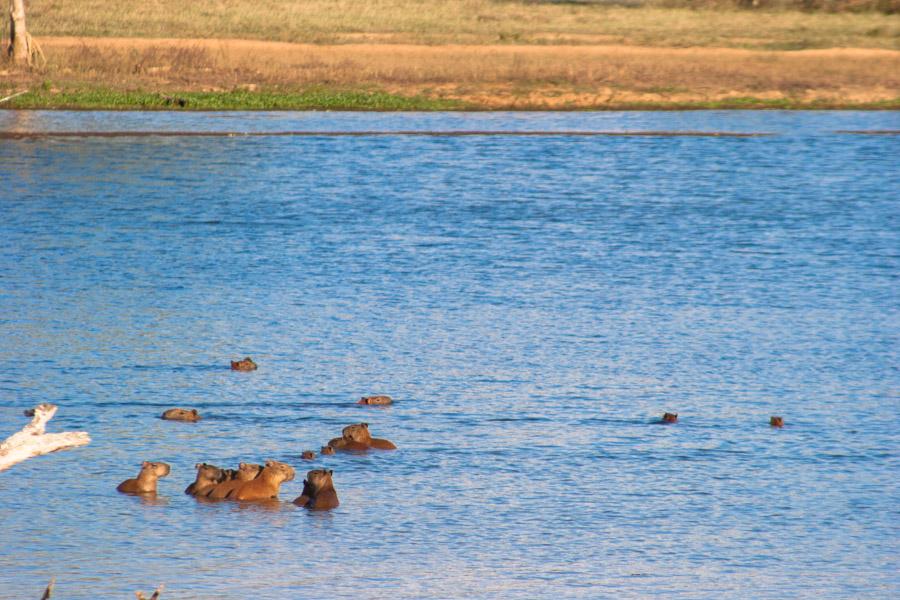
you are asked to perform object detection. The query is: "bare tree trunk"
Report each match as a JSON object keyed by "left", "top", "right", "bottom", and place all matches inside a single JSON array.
[
  {"left": 0, "top": 404, "right": 90, "bottom": 472},
  {"left": 8, "top": 0, "right": 30, "bottom": 64}
]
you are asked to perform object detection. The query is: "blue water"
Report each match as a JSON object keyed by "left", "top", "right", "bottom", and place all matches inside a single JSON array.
[{"left": 1, "top": 111, "right": 898, "bottom": 599}]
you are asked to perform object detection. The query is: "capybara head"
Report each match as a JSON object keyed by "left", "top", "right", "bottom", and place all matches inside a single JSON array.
[
  {"left": 236, "top": 462, "right": 262, "bottom": 481},
  {"left": 358, "top": 395, "right": 392, "bottom": 406},
  {"left": 194, "top": 463, "right": 226, "bottom": 483},
  {"left": 342, "top": 423, "right": 372, "bottom": 444},
  {"left": 662, "top": 412, "right": 678, "bottom": 423},
  {"left": 306, "top": 469, "right": 335, "bottom": 491},
  {"left": 142, "top": 461, "right": 171, "bottom": 478},
  {"left": 264, "top": 460, "right": 296, "bottom": 483},
  {"left": 301, "top": 450, "right": 316, "bottom": 460},
  {"left": 770, "top": 416, "right": 784, "bottom": 427},
  {"left": 230, "top": 357, "right": 258, "bottom": 371},
  {"left": 162, "top": 408, "right": 200, "bottom": 422},
  {"left": 320, "top": 445, "right": 335, "bottom": 456}
]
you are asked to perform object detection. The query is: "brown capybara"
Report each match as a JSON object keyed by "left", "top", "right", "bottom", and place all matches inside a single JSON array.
[
  {"left": 185, "top": 463, "right": 226, "bottom": 496},
  {"left": 117, "top": 461, "right": 171, "bottom": 494},
  {"left": 292, "top": 469, "right": 339, "bottom": 510},
  {"left": 327, "top": 423, "right": 397, "bottom": 451},
  {"left": 358, "top": 395, "right": 392, "bottom": 406},
  {"left": 661, "top": 412, "right": 678, "bottom": 424},
  {"left": 205, "top": 462, "right": 262, "bottom": 500},
  {"left": 161, "top": 408, "right": 201, "bottom": 422},
  {"left": 320, "top": 445, "right": 335, "bottom": 456},
  {"left": 301, "top": 450, "right": 316, "bottom": 460},
  {"left": 230, "top": 357, "right": 257, "bottom": 371},
  {"left": 770, "top": 416, "right": 784, "bottom": 428},
  {"left": 227, "top": 460, "right": 295, "bottom": 501}
]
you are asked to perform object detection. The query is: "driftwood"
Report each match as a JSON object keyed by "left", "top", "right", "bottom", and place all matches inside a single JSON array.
[
  {"left": 40, "top": 578, "right": 54, "bottom": 600},
  {"left": 0, "top": 404, "right": 90, "bottom": 472},
  {"left": 135, "top": 584, "right": 164, "bottom": 600}
]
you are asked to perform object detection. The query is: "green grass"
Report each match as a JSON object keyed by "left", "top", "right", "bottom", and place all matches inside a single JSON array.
[
  {"left": 2, "top": 87, "right": 468, "bottom": 111},
  {"left": 3, "top": 86, "right": 897, "bottom": 110}
]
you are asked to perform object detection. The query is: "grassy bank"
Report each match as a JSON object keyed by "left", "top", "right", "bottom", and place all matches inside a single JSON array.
[
  {"left": 1, "top": 87, "right": 465, "bottom": 111},
  {"left": 3, "top": 85, "right": 898, "bottom": 111},
  {"left": 25, "top": 0, "right": 900, "bottom": 50},
  {"left": 2, "top": 1, "right": 897, "bottom": 110}
]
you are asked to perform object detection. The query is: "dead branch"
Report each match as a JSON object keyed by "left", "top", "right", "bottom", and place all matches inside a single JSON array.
[{"left": 0, "top": 404, "right": 90, "bottom": 472}]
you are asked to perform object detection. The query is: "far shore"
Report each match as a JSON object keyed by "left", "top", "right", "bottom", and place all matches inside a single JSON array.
[{"left": 2, "top": 37, "right": 898, "bottom": 111}]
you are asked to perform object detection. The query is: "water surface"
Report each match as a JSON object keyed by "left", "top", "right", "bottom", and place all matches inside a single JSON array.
[{"left": 1, "top": 111, "right": 898, "bottom": 599}]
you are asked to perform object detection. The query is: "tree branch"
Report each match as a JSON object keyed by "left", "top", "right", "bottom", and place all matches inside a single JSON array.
[{"left": 0, "top": 404, "right": 90, "bottom": 472}]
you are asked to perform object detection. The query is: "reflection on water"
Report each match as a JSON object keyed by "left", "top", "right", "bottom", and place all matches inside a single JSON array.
[{"left": 0, "top": 111, "right": 898, "bottom": 600}]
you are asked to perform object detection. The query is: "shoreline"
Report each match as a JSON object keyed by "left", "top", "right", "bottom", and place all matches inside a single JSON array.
[{"left": 2, "top": 36, "right": 897, "bottom": 112}]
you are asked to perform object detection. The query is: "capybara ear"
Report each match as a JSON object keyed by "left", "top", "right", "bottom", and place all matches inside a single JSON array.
[
  {"left": 362, "top": 423, "right": 369, "bottom": 428},
  {"left": 192, "top": 409, "right": 198, "bottom": 415},
  {"left": 239, "top": 462, "right": 247, "bottom": 468},
  {"left": 195, "top": 463, "right": 202, "bottom": 469},
  {"left": 142, "top": 461, "right": 150, "bottom": 467},
  {"left": 329, "top": 470, "right": 333, "bottom": 475},
  {"left": 265, "top": 459, "right": 274, "bottom": 467}
]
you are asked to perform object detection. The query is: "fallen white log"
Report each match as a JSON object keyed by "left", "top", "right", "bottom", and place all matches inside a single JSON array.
[{"left": 0, "top": 404, "right": 90, "bottom": 472}]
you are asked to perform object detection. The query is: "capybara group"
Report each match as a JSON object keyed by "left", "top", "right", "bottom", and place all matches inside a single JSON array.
[
  {"left": 228, "top": 460, "right": 295, "bottom": 501},
  {"left": 117, "top": 461, "right": 171, "bottom": 494},
  {"left": 161, "top": 408, "right": 201, "bottom": 422},
  {"left": 205, "top": 462, "right": 262, "bottom": 500},
  {"left": 185, "top": 463, "right": 226, "bottom": 496},
  {"left": 293, "top": 469, "right": 339, "bottom": 510}
]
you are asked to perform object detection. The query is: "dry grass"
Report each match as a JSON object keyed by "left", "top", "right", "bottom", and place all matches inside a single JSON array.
[
  {"left": 21, "top": 0, "right": 900, "bottom": 49},
  {"left": 5, "top": 37, "right": 896, "bottom": 108}
]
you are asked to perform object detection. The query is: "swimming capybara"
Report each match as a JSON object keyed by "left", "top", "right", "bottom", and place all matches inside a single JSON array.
[
  {"left": 230, "top": 357, "right": 258, "bottom": 371},
  {"left": 358, "top": 395, "right": 392, "bottom": 406},
  {"left": 327, "top": 423, "right": 396, "bottom": 451},
  {"left": 661, "top": 412, "right": 678, "bottom": 424},
  {"left": 185, "top": 463, "right": 226, "bottom": 496},
  {"left": 117, "top": 461, "right": 171, "bottom": 494},
  {"left": 205, "top": 462, "right": 262, "bottom": 500},
  {"left": 770, "top": 416, "right": 784, "bottom": 427},
  {"left": 320, "top": 445, "right": 335, "bottom": 456},
  {"left": 161, "top": 408, "right": 201, "bottom": 422},
  {"left": 301, "top": 450, "right": 316, "bottom": 460},
  {"left": 227, "top": 460, "right": 296, "bottom": 501},
  {"left": 292, "top": 469, "right": 339, "bottom": 510}
]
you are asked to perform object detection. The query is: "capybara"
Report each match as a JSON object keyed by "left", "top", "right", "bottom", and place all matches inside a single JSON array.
[
  {"left": 161, "top": 408, "right": 201, "bottom": 422},
  {"left": 770, "top": 416, "right": 784, "bottom": 427},
  {"left": 292, "top": 469, "right": 339, "bottom": 510},
  {"left": 301, "top": 450, "right": 316, "bottom": 460},
  {"left": 205, "top": 462, "right": 262, "bottom": 500},
  {"left": 117, "top": 461, "right": 171, "bottom": 494},
  {"left": 358, "top": 395, "right": 392, "bottom": 406},
  {"left": 661, "top": 412, "right": 678, "bottom": 424},
  {"left": 230, "top": 357, "right": 257, "bottom": 371},
  {"left": 320, "top": 445, "right": 335, "bottom": 456},
  {"left": 228, "top": 460, "right": 295, "bottom": 501},
  {"left": 185, "top": 463, "right": 226, "bottom": 496},
  {"left": 327, "top": 423, "right": 396, "bottom": 451}
]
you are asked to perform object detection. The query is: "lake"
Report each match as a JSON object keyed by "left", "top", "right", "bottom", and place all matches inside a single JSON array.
[{"left": 1, "top": 110, "right": 898, "bottom": 599}]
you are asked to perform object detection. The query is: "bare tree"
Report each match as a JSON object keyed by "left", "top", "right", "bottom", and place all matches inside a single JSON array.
[{"left": 8, "top": 0, "right": 40, "bottom": 65}]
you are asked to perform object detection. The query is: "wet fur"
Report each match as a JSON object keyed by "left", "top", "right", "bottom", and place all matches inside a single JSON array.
[
  {"left": 293, "top": 469, "right": 339, "bottom": 510},
  {"left": 205, "top": 463, "right": 261, "bottom": 499},
  {"left": 117, "top": 461, "right": 171, "bottom": 494},
  {"left": 227, "top": 460, "right": 295, "bottom": 501}
]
